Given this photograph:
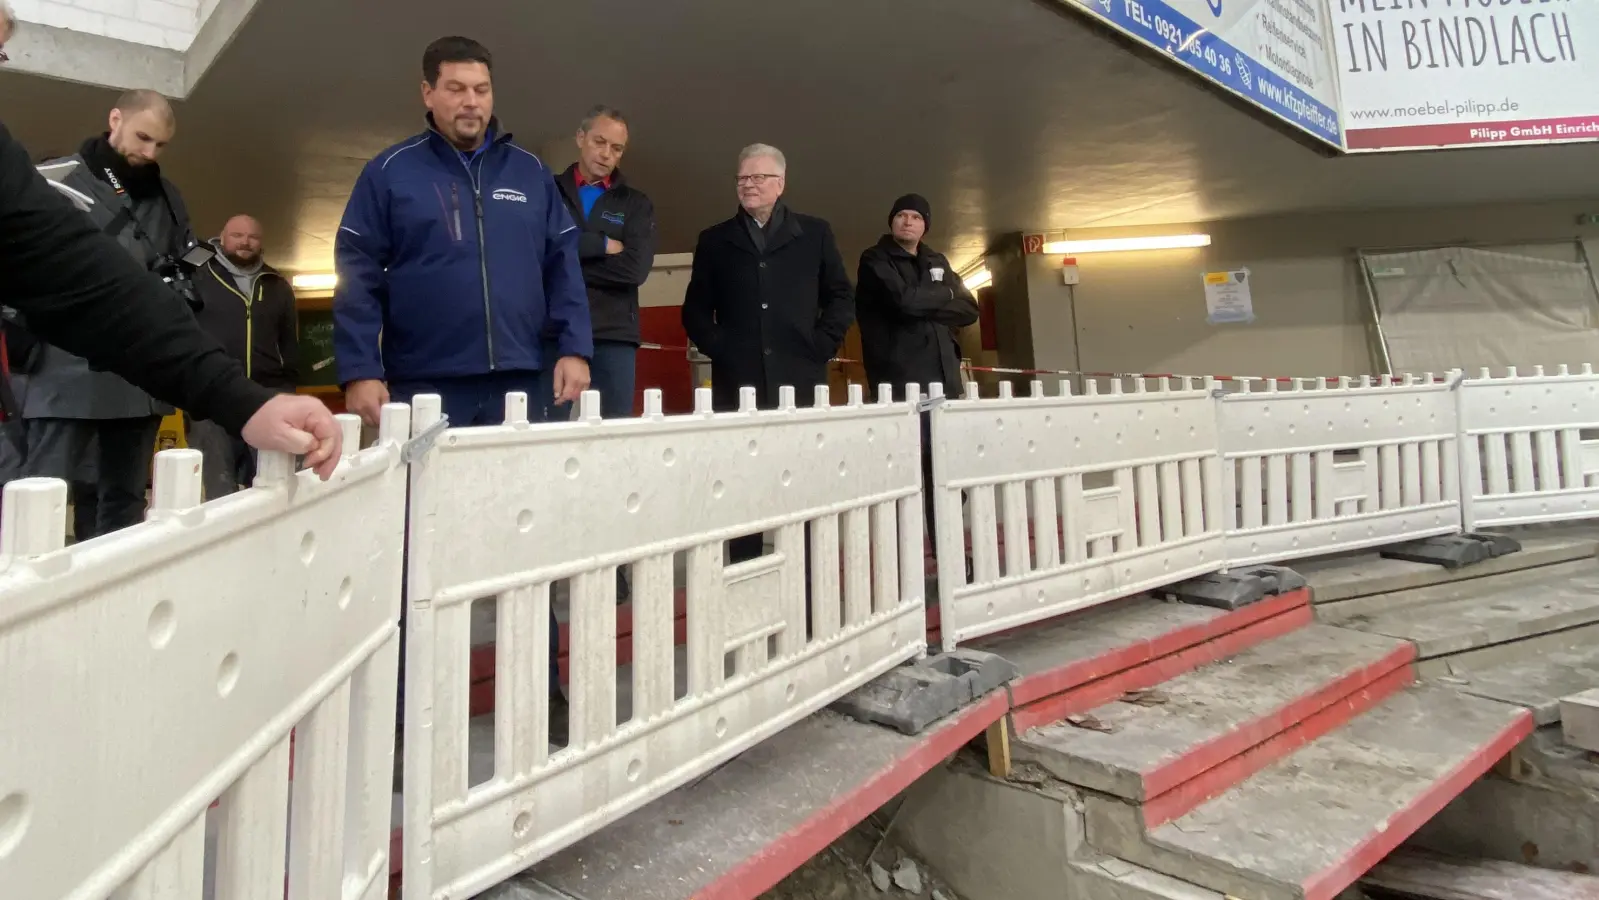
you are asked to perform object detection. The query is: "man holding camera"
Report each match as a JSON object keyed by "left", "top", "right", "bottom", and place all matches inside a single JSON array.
[{"left": 11, "top": 89, "right": 198, "bottom": 538}]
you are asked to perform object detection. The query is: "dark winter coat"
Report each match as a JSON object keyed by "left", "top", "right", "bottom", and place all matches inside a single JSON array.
[
  {"left": 192, "top": 253, "right": 299, "bottom": 394},
  {"left": 18, "top": 135, "right": 197, "bottom": 419},
  {"left": 0, "top": 118, "right": 273, "bottom": 433},
  {"left": 332, "top": 116, "right": 592, "bottom": 387},
  {"left": 554, "top": 165, "right": 656, "bottom": 345},
  {"left": 681, "top": 205, "right": 854, "bottom": 411},
  {"left": 856, "top": 235, "right": 978, "bottom": 401}
]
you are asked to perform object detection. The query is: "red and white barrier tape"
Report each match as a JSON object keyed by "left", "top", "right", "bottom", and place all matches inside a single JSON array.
[{"left": 637, "top": 342, "right": 1431, "bottom": 386}]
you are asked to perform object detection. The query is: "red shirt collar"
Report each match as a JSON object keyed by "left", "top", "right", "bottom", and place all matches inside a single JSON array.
[{"left": 574, "top": 168, "right": 612, "bottom": 189}]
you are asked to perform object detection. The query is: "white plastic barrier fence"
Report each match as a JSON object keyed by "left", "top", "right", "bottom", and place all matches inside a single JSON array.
[
  {"left": 1459, "top": 365, "right": 1599, "bottom": 529},
  {"left": 0, "top": 409, "right": 410, "bottom": 900},
  {"left": 931, "top": 378, "right": 1226, "bottom": 650},
  {"left": 401, "top": 385, "right": 927, "bottom": 899},
  {"left": 1219, "top": 374, "right": 1462, "bottom": 566}
]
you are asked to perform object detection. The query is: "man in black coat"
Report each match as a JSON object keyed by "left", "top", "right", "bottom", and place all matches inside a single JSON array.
[
  {"left": 682, "top": 143, "right": 854, "bottom": 413},
  {"left": 543, "top": 105, "right": 656, "bottom": 421},
  {"left": 21, "top": 90, "right": 200, "bottom": 538},
  {"left": 683, "top": 143, "right": 854, "bottom": 563},
  {"left": 856, "top": 193, "right": 978, "bottom": 402},
  {"left": 856, "top": 193, "right": 979, "bottom": 557}
]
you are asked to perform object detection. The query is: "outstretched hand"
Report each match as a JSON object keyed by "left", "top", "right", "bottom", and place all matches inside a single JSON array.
[{"left": 240, "top": 394, "right": 343, "bottom": 479}]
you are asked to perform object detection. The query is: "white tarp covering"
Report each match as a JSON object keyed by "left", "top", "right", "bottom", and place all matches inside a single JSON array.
[{"left": 1363, "top": 244, "right": 1599, "bottom": 377}]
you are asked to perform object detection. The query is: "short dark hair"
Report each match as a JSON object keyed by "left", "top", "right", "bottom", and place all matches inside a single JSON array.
[
  {"left": 580, "top": 105, "right": 626, "bottom": 132},
  {"left": 113, "top": 89, "right": 175, "bottom": 127},
  {"left": 422, "top": 36, "right": 492, "bottom": 86}
]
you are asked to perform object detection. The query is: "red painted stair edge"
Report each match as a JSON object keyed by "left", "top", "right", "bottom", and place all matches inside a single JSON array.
[{"left": 385, "top": 588, "right": 1314, "bottom": 882}]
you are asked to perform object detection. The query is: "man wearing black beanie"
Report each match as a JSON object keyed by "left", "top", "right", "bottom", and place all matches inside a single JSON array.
[
  {"left": 856, "top": 193, "right": 979, "bottom": 556},
  {"left": 855, "top": 193, "right": 977, "bottom": 402}
]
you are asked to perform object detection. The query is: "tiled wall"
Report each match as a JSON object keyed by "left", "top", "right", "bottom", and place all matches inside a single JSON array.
[{"left": 9, "top": 0, "right": 213, "bottom": 51}]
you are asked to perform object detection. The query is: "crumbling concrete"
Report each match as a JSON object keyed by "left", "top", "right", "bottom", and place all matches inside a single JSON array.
[{"left": 891, "top": 758, "right": 1082, "bottom": 900}]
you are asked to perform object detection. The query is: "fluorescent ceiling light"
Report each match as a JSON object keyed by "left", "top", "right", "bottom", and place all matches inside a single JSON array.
[
  {"left": 963, "top": 268, "right": 993, "bottom": 290},
  {"left": 1042, "top": 234, "right": 1211, "bottom": 254},
  {"left": 292, "top": 273, "right": 338, "bottom": 290}
]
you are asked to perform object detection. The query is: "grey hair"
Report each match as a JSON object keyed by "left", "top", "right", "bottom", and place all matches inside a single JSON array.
[
  {"left": 579, "top": 104, "right": 626, "bottom": 132},
  {"left": 738, "top": 143, "right": 786, "bottom": 173},
  {"left": 0, "top": 2, "right": 15, "bottom": 33}
]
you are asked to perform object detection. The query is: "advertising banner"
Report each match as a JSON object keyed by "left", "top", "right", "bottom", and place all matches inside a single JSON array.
[
  {"left": 1334, "top": 0, "right": 1598, "bottom": 151},
  {"left": 1058, "top": 0, "right": 1345, "bottom": 146}
]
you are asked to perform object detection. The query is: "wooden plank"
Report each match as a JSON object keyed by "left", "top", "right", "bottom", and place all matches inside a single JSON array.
[
  {"left": 1490, "top": 742, "right": 1524, "bottom": 781},
  {"left": 985, "top": 716, "right": 1012, "bottom": 779},
  {"left": 1363, "top": 849, "right": 1599, "bottom": 900}
]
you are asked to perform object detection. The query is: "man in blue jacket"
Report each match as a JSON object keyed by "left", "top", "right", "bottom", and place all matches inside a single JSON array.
[
  {"left": 334, "top": 35, "right": 592, "bottom": 426},
  {"left": 333, "top": 35, "right": 590, "bottom": 739}
]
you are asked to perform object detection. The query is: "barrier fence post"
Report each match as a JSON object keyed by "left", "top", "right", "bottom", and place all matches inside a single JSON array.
[
  {"left": 0, "top": 477, "right": 68, "bottom": 558},
  {"left": 402, "top": 393, "right": 445, "bottom": 900}
]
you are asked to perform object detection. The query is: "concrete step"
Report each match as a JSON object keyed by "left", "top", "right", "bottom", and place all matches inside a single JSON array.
[
  {"left": 1321, "top": 559, "right": 1599, "bottom": 663},
  {"left": 1363, "top": 848, "right": 1599, "bottom": 900},
  {"left": 1014, "top": 625, "right": 1412, "bottom": 815},
  {"left": 1069, "top": 855, "right": 1228, "bottom": 900},
  {"left": 1448, "top": 640, "right": 1599, "bottom": 725},
  {"left": 979, "top": 590, "right": 1314, "bottom": 734},
  {"left": 1297, "top": 523, "right": 1599, "bottom": 605},
  {"left": 1084, "top": 683, "right": 1532, "bottom": 900}
]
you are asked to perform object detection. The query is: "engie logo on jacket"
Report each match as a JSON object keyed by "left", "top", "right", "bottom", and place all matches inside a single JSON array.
[{"left": 491, "top": 188, "right": 528, "bottom": 203}]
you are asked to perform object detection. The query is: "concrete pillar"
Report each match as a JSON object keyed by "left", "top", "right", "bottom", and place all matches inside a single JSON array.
[
  {"left": 893, "top": 762, "right": 1082, "bottom": 900},
  {"left": 971, "top": 232, "right": 1082, "bottom": 395}
]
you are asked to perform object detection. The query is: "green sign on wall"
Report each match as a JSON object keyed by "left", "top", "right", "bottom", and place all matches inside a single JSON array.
[{"left": 298, "top": 309, "right": 338, "bottom": 388}]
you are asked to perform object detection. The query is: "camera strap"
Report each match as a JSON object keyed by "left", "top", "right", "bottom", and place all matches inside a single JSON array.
[
  {"left": 101, "top": 205, "right": 138, "bottom": 241},
  {"left": 94, "top": 162, "right": 180, "bottom": 257}
]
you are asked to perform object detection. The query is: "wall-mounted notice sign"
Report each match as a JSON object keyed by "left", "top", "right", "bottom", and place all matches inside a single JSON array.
[
  {"left": 1204, "top": 269, "right": 1255, "bottom": 324},
  {"left": 1057, "top": 0, "right": 1344, "bottom": 147},
  {"left": 1333, "top": 0, "right": 1599, "bottom": 151}
]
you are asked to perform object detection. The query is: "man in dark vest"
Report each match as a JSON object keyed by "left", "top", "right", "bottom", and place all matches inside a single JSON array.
[
  {"left": 14, "top": 89, "right": 199, "bottom": 539},
  {"left": 541, "top": 105, "right": 655, "bottom": 421}
]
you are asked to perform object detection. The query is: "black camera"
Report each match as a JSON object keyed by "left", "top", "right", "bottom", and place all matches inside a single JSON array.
[{"left": 155, "top": 241, "right": 216, "bottom": 311}]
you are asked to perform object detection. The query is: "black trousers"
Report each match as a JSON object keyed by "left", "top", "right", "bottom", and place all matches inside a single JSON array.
[
  {"left": 18, "top": 416, "right": 160, "bottom": 541},
  {"left": 920, "top": 410, "right": 937, "bottom": 547}
]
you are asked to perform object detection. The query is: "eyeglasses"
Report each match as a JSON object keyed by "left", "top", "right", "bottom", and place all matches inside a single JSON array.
[{"left": 736, "top": 174, "right": 781, "bottom": 186}]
